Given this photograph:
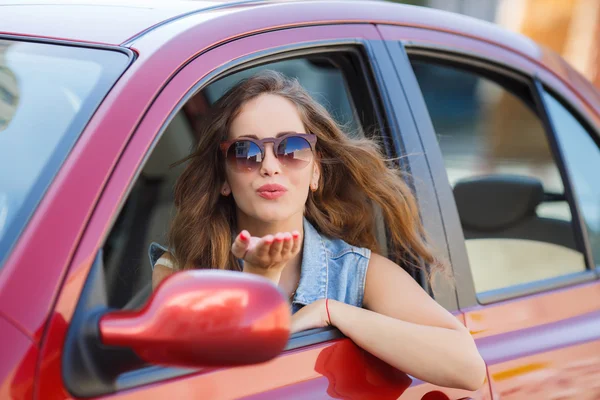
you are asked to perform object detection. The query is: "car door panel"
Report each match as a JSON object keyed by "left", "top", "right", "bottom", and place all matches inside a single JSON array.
[
  {"left": 379, "top": 23, "right": 600, "bottom": 399},
  {"left": 111, "top": 341, "right": 411, "bottom": 399},
  {"left": 0, "top": 316, "right": 36, "bottom": 400},
  {"left": 36, "top": 23, "right": 457, "bottom": 400},
  {"left": 112, "top": 337, "right": 483, "bottom": 399}
]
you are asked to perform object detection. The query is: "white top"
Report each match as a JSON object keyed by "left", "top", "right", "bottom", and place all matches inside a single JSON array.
[{"left": 155, "top": 255, "right": 174, "bottom": 269}]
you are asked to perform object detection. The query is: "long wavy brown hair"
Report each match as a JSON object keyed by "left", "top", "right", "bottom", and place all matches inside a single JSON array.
[{"left": 168, "top": 70, "right": 447, "bottom": 284}]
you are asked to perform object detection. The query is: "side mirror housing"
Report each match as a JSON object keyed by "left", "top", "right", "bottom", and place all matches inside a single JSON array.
[{"left": 99, "top": 270, "right": 290, "bottom": 368}]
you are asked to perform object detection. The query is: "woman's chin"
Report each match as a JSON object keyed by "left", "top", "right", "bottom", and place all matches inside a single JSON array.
[{"left": 252, "top": 208, "right": 294, "bottom": 224}]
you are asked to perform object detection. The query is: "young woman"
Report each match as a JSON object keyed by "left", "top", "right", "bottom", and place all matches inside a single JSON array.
[{"left": 150, "top": 70, "right": 486, "bottom": 391}]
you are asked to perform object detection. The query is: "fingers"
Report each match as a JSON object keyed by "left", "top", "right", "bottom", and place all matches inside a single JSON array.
[
  {"left": 269, "top": 233, "right": 284, "bottom": 257},
  {"left": 233, "top": 230, "right": 302, "bottom": 267},
  {"left": 231, "top": 230, "right": 251, "bottom": 259},
  {"left": 255, "top": 234, "right": 274, "bottom": 259},
  {"left": 269, "top": 231, "right": 300, "bottom": 258},
  {"left": 280, "top": 232, "right": 293, "bottom": 254},
  {"left": 290, "top": 230, "right": 301, "bottom": 255}
]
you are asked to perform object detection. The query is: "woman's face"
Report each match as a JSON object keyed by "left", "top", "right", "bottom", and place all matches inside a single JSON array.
[{"left": 223, "top": 94, "right": 319, "bottom": 223}]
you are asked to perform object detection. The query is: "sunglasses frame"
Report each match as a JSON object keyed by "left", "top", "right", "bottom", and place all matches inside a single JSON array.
[{"left": 220, "top": 132, "right": 317, "bottom": 168}]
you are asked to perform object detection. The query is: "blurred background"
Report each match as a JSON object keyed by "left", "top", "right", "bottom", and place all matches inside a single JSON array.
[{"left": 392, "top": 0, "right": 600, "bottom": 93}]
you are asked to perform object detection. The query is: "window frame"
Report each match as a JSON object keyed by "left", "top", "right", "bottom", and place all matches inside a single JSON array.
[
  {"left": 60, "top": 28, "right": 437, "bottom": 395},
  {"left": 401, "top": 44, "right": 597, "bottom": 306},
  {"left": 373, "top": 41, "right": 459, "bottom": 311},
  {"left": 539, "top": 85, "right": 600, "bottom": 269}
]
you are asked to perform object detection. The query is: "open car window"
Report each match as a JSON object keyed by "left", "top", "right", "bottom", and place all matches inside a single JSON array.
[{"left": 102, "top": 53, "right": 383, "bottom": 310}]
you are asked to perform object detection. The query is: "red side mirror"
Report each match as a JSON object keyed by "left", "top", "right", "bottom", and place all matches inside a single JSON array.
[{"left": 98, "top": 270, "right": 290, "bottom": 368}]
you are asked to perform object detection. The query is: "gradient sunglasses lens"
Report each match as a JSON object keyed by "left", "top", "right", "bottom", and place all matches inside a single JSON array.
[
  {"left": 226, "top": 140, "right": 263, "bottom": 172},
  {"left": 277, "top": 135, "right": 313, "bottom": 169}
]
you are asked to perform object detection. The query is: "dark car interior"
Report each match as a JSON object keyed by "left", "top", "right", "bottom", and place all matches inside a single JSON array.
[
  {"left": 453, "top": 174, "right": 577, "bottom": 250},
  {"left": 453, "top": 173, "right": 585, "bottom": 294}
]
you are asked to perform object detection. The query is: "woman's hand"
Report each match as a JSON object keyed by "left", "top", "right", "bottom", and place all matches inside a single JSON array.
[
  {"left": 231, "top": 230, "right": 301, "bottom": 283},
  {"left": 291, "top": 299, "right": 333, "bottom": 333}
]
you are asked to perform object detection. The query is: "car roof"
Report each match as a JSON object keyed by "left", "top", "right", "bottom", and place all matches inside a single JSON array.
[
  {"left": 1, "top": 0, "right": 538, "bottom": 56},
  {"left": 0, "top": 0, "right": 240, "bottom": 45}
]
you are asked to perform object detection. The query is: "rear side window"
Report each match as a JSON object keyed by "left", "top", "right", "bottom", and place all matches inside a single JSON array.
[
  {"left": 0, "top": 40, "right": 128, "bottom": 267},
  {"left": 543, "top": 91, "right": 600, "bottom": 268},
  {"left": 409, "top": 59, "right": 587, "bottom": 296}
]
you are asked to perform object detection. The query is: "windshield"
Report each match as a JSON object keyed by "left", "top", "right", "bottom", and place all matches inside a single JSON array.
[{"left": 0, "top": 39, "right": 129, "bottom": 268}]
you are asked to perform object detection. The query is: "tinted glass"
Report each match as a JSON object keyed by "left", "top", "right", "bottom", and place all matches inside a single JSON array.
[
  {"left": 0, "top": 40, "right": 128, "bottom": 267},
  {"left": 543, "top": 91, "right": 600, "bottom": 267},
  {"left": 410, "top": 60, "right": 585, "bottom": 294},
  {"left": 227, "top": 140, "right": 263, "bottom": 172},
  {"left": 277, "top": 136, "right": 313, "bottom": 168}
]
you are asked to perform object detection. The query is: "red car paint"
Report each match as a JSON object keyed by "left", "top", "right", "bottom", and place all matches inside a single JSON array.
[{"left": 0, "top": 1, "right": 599, "bottom": 399}]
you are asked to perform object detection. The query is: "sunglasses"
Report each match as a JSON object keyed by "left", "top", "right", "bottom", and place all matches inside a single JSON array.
[{"left": 220, "top": 132, "right": 317, "bottom": 172}]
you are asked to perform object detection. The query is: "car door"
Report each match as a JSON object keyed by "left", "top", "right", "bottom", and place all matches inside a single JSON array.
[
  {"left": 379, "top": 24, "right": 600, "bottom": 399},
  {"left": 29, "top": 13, "right": 496, "bottom": 398},
  {"left": 27, "top": 20, "right": 462, "bottom": 399}
]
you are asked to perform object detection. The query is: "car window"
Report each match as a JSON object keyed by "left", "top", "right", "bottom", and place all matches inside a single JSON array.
[
  {"left": 409, "top": 59, "right": 586, "bottom": 295},
  {"left": 542, "top": 90, "right": 600, "bottom": 268},
  {"left": 204, "top": 58, "right": 361, "bottom": 136},
  {"left": 0, "top": 39, "right": 128, "bottom": 268},
  {"left": 103, "top": 54, "right": 377, "bottom": 309}
]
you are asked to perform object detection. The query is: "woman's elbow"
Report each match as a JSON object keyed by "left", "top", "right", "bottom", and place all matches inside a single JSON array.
[
  {"left": 449, "top": 327, "right": 487, "bottom": 391},
  {"left": 459, "top": 353, "right": 487, "bottom": 391}
]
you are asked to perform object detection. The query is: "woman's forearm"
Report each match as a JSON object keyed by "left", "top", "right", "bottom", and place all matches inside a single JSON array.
[{"left": 328, "top": 300, "right": 486, "bottom": 391}]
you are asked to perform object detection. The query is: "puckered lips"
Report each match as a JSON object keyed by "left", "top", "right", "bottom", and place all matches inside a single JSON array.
[{"left": 256, "top": 183, "right": 288, "bottom": 200}]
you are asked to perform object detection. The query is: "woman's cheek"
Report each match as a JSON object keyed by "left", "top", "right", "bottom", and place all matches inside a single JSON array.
[{"left": 291, "top": 177, "right": 312, "bottom": 205}]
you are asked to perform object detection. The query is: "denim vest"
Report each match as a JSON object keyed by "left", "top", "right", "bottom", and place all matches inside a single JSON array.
[{"left": 148, "top": 218, "right": 371, "bottom": 313}]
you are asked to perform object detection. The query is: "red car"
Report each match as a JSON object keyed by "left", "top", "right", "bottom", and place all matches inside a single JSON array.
[{"left": 1, "top": 1, "right": 600, "bottom": 399}]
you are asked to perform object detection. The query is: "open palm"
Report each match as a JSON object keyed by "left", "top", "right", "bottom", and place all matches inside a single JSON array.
[{"left": 231, "top": 230, "right": 302, "bottom": 272}]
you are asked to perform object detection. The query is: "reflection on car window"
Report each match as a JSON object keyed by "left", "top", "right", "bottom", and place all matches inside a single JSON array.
[
  {"left": 410, "top": 59, "right": 586, "bottom": 294},
  {"left": 0, "top": 40, "right": 128, "bottom": 268},
  {"left": 543, "top": 91, "right": 600, "bottom": 268}
]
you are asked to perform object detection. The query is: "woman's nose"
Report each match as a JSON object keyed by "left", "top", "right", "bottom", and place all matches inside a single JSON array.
[{"left": 259, "top": 143, "right": 282, "bottom": 176}]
